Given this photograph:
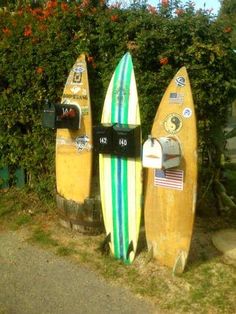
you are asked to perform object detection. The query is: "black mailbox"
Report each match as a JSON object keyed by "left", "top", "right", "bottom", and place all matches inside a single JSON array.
[
  {"left": 42, "top": 103, "right": 81, "bottom": 130},
  {"left": 112, "top": 124, "right": 141, "bottom": 158},
  {"left": 42, "top": 103, "right": 56, "bottom": 128},
  {"left": 93, "top": 123, "right": 114, "bottom": 154},
  {"left": 55, "top": 104, "right": 81, "bottom": 130}
]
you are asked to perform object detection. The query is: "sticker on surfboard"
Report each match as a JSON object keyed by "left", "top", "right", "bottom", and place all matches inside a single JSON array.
[
  {"left": 73, "top": 64, "right": 85, "bottom": 73},
  {"left": 154, "top": 169, "right": 184, "bottom": 190},
  {"left": 163, "top": 113, "right": 183, "bottom": 134},
  {"left": 113, "top": 87, "right": 130, "bottom": 103},
  {"left": 182, "top": 107, "right": 192, "bottom": 118},
  {"left": 66, "top": 63, "right": 85, "bottom": 85},
  {"left": 75, "top": 135, "right": 92, "bottom": 152},
  {"left": 69, "top": 87, "right": 87, "bottom": 95},
  {"left": 175, "top": 76, "right": 186, "bottom": 87},
  {"left": 169, "top": 92, "right": 184, "bottom": 104},
  {"left": 56, "top": 135, "right": 92, "bottom": 152}
]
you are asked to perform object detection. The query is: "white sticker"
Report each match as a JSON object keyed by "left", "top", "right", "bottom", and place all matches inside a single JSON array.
[
  {"left": 74, "top": 65, "right": 85, "bottom": 73},
  {"left": 175, "top": 76, "right": 186, "bottom": 87},
  {"left": 75, "top": 135, "right": 92, "bottom": 152},
  {"left": 182, "top": 107, "right": 192, "bottom": 118},
  {"left": 70, "top": 87, "right": 81, "bottom": 93}
]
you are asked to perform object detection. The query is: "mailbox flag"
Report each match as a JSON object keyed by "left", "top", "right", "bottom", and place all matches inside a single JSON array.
[{"left": 154, "top": 169, "right": 184, "bottom": 190}]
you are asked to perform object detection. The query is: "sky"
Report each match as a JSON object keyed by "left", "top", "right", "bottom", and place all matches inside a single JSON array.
[
  {"left": 148, "top": 0, "right": 222, "bottom": 14},
  {"left": 116, "top": 0, "right": 222, "bottom": 15},
  {"left": 176, "top": 0, "right": 221, "bottom": 14}
]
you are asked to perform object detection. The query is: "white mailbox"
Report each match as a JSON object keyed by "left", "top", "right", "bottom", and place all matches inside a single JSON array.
[{"left": 142, "top": 136, "right": 181, "bottom": 169}]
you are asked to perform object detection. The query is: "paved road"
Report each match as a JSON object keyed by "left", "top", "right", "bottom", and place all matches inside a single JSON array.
[{"left": 0, "top": 231, "right": 157, "bottom": 314}]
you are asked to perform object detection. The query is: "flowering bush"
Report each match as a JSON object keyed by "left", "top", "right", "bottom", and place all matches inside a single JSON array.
[{"left": 0, "top": 1, "right": 235, "bottom": 204}]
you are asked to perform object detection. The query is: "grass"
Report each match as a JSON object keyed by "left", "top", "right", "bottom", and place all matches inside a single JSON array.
[
  {"left": 56, "top": 246, "right": 78, "bottom": 256},
  {"left": 30, "top": 228, "right": 59, "bottom": 247},
  {"left": 179, "top": 262, "right": 236, "bottom": 313},
  {"left": 14, "top": 213, "right": 32, "bottom": 226},
  {"left": 0, "top": 187, "right": 236, "bottom": 313}
]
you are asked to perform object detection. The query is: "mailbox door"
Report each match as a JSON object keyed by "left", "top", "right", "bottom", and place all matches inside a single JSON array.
[
  {"left": 93, "top": 124, "right": 114, "bottom": 154},
  {"left": 112, "top": 124, "right": 141, "bottom": 158},
  {"left": 42, "top": 104, "right": 56, "bottom": 128},
  {"left": 159, "top": 137, "right": 181, "bottom": 169},
  {"left": 142, "top": 137, "right": 163, "bottom": 169},
  {"left": 55, "top": 104, "right": 81, "bottom": 130}
]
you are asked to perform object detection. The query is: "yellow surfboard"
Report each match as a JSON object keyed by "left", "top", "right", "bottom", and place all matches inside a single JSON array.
[
  {"left": 143, "top": 67, "right": 197, "bottom": 273},
  {"left": 56, "top": 54, "right": 93, "bottom": 221}
]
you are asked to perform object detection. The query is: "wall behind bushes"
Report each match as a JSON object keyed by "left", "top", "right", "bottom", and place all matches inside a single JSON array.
[{"left": 0, "top": 0, "right": 235, "bottom": 202}]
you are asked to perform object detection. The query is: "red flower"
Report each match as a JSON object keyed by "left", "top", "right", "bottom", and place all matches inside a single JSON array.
[
  {"left": 17, "top": 9, "right": 24, "bottom": 16},
  {"left": 30, "top": 8, "right": 46, "bottom": 20},
  {"left": 46, "top": 0, "right": 57, "bottom": 9},
  {"left": 43, "top": 9, "right": 51, "bottom": 19},
  {"left": 61, "top": 2, "right": 68, "bottom": 11},
  {"left": 87, "top": 55, "right": 96, "bottom": 68},
  {"left": 24, "top": 25, "right": 32, "bottom": 37},
  {"left": 147, "top": 5, "right": 157, "bottom": 14},
  {"left": 80, "top": 0, "right": 90, "bottom": 8},
  {"left": 2, "top": 27, "right": 11, "bottom": 36},
  {"left": 109, "top": 2, "right": 121, "bottom": 9},
  {"left": 36, "top": 67, "right": 44, "bottom": 74},
  {"left": 87, "top": 56, "right": 94, "bottom": 63},
  {"left": 162, "top": 0, "right": 169, "bottom": 7},
  {"left": 175, "top": 8, "right": 184, "bottom": 15},
  {"left": 31, "top": 8, "right": 43, "bottom": 16},
  {"left": 224, "top": 27, "right": 232, "bottom": 33},
  {"left": 160, "top": 57, "right": 169, "bottom": 65},
  {"left": 110, "top": 15, "right": 119, "bottom": 22}
]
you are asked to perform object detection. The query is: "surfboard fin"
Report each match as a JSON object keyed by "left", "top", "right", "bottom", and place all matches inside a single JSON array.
[
  {"left": 99, "top": 233, "right": 111, "bottom": 255},
  {"left": 126, "top": 241, "right": 134, "bottom": 260},
  {"left": 172, "top": 250, "right": 187, "bottom": 275},
  {"left": 146, "top": 246, "right": 154, "bottom": 263}
]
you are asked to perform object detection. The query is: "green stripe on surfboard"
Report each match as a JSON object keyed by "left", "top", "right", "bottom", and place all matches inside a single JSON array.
[
  {"left": 123, "top": 159, "right": 129, "bottom": 262},
  {"left": 111, "top": 156, "right": 119, "bottom": 257}
]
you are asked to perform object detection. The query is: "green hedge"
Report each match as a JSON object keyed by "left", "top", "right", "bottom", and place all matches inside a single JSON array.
[{"left": 0, "top": 1, "right": 235, "bottom": 201}]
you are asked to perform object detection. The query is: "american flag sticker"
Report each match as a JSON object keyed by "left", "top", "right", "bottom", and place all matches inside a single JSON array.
[
  {"left": 169, "top": 92, "right": 184, "bottom": 104},
  {"left": 154, "top": 169, "right": 184, "bottom": 190}
]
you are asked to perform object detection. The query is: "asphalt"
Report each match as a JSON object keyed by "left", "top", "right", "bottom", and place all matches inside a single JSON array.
[{"left": 0, "top": 231, "right": 157, "bottom": 314}]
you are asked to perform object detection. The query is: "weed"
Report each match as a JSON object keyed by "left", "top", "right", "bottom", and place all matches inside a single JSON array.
[
  {"left": 79, "top": 250, "right": 91, "bottom": 263},
  {"left": 14, "top": 214, "right": 32, "bottom": 226},
  {"left": 30, "top": 228, "right": 58, "bottom": 247},
  {"left": 56, "top": 246, "right": 77, "bottom": 256},
  {"left": 0, "top": 205, "right": 15, "bottom": 218}
]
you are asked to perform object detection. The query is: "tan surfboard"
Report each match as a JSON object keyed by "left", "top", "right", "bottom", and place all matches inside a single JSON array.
[
  {"left": 143, "top": 67, "right": 197, "bottom": 273},
  {"left": 56, "top": 54, "right": 93, "bottom": 225}
]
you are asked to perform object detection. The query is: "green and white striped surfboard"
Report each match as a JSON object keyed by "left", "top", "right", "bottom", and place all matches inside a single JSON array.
[{"left": 99, "top": 52, "right": 142, "bottom": 264}]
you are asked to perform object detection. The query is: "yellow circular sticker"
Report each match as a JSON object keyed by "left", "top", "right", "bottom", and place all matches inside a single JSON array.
[{"left": 164, "top": 113, "right": 183, "bottom": 134}]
